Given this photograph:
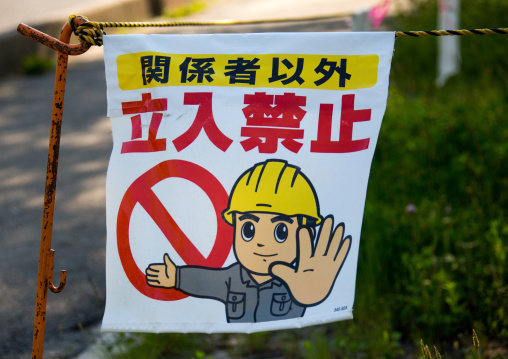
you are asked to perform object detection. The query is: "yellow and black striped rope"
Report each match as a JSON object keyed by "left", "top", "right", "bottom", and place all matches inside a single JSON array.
[
  {"left": 68, "top": 14, "right": 508, "bottom": 47},
  {"left": 395, "top": 28, "right": 508, "bottom": 37}
]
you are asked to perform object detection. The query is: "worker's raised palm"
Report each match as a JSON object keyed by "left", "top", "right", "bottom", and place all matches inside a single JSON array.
[{"left": 270, "top": 216, "right": 351, "bottom": 306}]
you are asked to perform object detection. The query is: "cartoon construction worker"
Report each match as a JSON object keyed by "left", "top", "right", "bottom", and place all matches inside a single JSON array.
[{"left": 145, "top": 159, "right": 351, "bottom": 323}]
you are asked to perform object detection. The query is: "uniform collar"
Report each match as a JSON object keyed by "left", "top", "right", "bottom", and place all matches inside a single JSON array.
[{"left": 239, "top": 265, "right": 283, "bottom": 289}]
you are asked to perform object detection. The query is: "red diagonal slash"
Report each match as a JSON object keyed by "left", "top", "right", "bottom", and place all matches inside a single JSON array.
[
  {"left": 137, "top": 188, "right": 206, "bottom": 263},
  {"left": 117, "top": 160, "right": 233, "bottom": 301}
]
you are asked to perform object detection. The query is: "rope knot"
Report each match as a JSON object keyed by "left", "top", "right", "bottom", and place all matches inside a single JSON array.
[{"left": 68, "top": 14, "right": 105, "bottom": 46}]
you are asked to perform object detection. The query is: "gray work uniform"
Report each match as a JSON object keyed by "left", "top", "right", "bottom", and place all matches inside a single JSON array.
[{"left": 175, "top": 262, "right": 306, "bottom": 323}]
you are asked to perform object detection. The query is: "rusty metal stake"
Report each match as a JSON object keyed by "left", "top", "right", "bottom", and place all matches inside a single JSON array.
[{"left": 17, "top": 18, "right": 90, "bottom": 359}]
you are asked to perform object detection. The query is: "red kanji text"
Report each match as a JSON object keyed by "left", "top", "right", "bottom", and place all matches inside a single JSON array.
[
  {"left": 241, "top": 92, "right": 306, "bottom": 153},
  {"left": 311, "top": 94, "right": 371, "bottom": 153},
  {"left": 121, "top": 93, "right": 168, "bottom": 153},
  {"left": 173, "top": 92, "right": 233, "bottom": 152}
]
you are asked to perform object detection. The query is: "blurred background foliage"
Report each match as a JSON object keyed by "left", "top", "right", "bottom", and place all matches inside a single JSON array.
[
  {"left": 104, "top": 0, "right": 508, "bottom": 357},
  {"left": 360, "top": 0, "right": 508, "bottom": 355}
]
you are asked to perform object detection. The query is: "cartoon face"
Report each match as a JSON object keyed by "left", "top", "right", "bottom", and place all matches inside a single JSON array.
[{"left": 233, "top": 212, "right": 300, "bottom": 276}]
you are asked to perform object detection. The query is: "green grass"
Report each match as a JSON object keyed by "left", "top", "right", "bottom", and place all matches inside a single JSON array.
[
  {"left": 21, "top": 55, "right": 54, "bottom": 75},
  {"left": 364, "top": 0, "right": 508, "bottom": 349},
  {"left": 100, "top": 0, "right": 508, "bottom": 357}
]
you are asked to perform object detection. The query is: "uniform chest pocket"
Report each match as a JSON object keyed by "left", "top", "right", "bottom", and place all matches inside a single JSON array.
[
  {"left": 271, "top": 293, "right": 292, "bottom": 316},
  {"left": 227, "top": 291, "right": 246, "bottom": 319}
]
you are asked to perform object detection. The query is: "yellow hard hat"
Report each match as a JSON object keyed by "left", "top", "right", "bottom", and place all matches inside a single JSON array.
[{"left": 222, "top": 159, "right": 322, "bottom": 225}]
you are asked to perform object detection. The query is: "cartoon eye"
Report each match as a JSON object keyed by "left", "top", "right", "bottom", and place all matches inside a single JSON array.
[
  {"left": 241, "top": 222, "right": 255, "bottom": 242},
  {"left": 274, "top": 223, "right": 288, "bottom": 243}
]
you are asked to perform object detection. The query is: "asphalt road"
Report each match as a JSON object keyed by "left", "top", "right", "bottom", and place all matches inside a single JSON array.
[
  {"left": 0, "top": 58, "right": 111, "bottom": 359},
  {"left": 0, "top": 10, "right": 381, "bottom": 359}
]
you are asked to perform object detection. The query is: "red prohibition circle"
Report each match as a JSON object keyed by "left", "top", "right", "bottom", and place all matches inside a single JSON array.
[{"left": 117, "top": 160, "right": 233, "bottom": 301}]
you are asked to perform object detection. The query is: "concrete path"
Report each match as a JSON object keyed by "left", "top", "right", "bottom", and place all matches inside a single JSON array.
[{"left": 1, "top": 0, "right": 131, "bottom": 34}]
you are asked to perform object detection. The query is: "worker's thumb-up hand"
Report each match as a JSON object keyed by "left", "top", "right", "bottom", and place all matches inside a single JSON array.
[{"left": 146, "top": 253, "right": 177, "bottom": 288}]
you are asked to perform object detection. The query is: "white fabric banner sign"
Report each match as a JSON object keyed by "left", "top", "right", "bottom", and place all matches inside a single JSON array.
[{"left": 102, "top": 32, "right": 394, "bottom": 333}]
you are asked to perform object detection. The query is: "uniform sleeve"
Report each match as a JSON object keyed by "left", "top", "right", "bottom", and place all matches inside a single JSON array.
[{"left": 175, "top": 265, "right": 233, "bottom": 303}]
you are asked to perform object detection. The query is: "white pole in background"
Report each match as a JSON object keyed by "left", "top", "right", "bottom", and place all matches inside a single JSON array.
[{"left": 437, "top": 0, "right": 461, "bottom": 86}]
